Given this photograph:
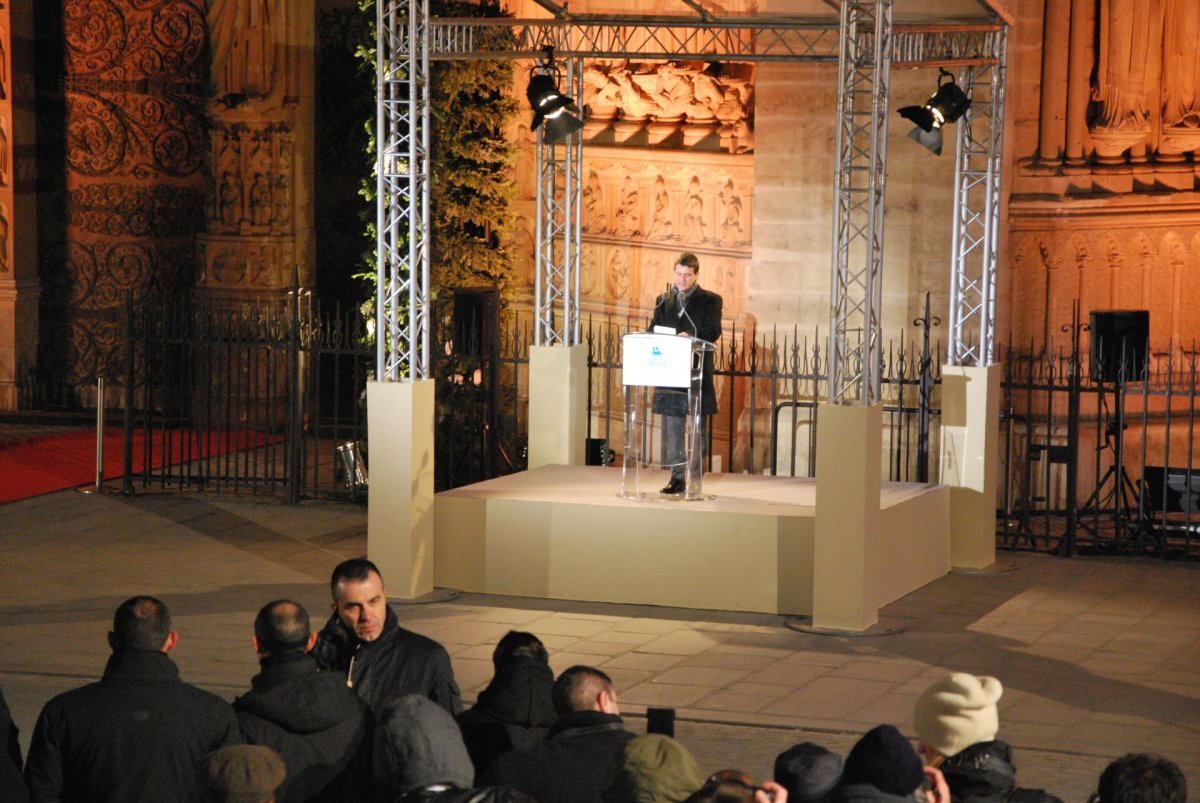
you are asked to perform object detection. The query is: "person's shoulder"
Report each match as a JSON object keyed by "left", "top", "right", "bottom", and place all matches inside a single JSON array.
[
  {"left": 171, "top": 679, "right": 237, "bottom": 716},
  {"left": 390, "top": 624, "right": 450, "bottom": 655}
]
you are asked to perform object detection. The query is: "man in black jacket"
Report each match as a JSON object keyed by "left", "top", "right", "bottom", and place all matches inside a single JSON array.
[
  {"left": 313, "top": 558, "right": 461, "bottom": 718},
  {"left": 478, "top": 665, "right": 636, "bottom": 803},
  {"left": 234, "top": 599, "right": 371, "bottom": 802},
  {"left": 649, "top": 251, "right": 723, "bottom": 495},
  {"left": 24, "top": 596, "right": 241, "bottom": 802},
  {"left": 457, "top": 631, "right": 557, "bottom": 778}
]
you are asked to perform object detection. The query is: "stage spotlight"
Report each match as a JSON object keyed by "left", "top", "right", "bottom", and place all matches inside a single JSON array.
[
  {"left": 898, "top": 69, "right": 971, "bottom": 156},
  {"left": 527, "top": 50, "right": 583, "bottom": 143}
]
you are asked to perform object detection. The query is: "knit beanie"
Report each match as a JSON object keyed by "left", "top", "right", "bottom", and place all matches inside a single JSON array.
[
  {"left": 913, "top": 673, "right": 1003, "bottom": 759},
  {"left": 841, "top": 725, "right": 925, "bottom": 797},
  {"left": 625, "top": 733, "right": 705, "bottom": 803},
  {"left": 774, "top": 742, "right": 842, "bottom": 803}
]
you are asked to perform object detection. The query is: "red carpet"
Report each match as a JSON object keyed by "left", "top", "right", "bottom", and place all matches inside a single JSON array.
[{"left": 0, "top": 429, "right": 280, "bottom": 503}]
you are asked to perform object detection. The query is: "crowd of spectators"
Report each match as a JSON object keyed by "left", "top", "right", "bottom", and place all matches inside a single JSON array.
[{"left": 0, "top": 558, "right": 1189, "bottom": 803}]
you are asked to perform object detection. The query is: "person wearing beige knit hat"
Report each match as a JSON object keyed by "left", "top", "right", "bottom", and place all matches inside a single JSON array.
[
  {"left": 912, "top": 673, "right": 1062, "bottom": 803},
  {"left": 913, "top": 672, "right": 1003, "bottom": 764}
]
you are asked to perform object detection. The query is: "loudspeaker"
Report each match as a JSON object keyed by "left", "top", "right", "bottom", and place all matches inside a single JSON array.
[
  {"left": 1089, "top": 310, "right": 1148, "bottom": 382},
  {"left": 452, "top": 288, "right": 499, "bottom": 358}
]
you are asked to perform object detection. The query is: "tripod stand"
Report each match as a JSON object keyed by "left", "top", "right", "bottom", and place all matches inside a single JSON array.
[{"left": 1077, "top": 377, "right": 1139, "bottom": 544}]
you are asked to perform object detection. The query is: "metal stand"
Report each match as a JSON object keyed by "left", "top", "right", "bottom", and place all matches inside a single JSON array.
[{"left": 1077, "top": 379, "right": 1139, "bottom": 546}]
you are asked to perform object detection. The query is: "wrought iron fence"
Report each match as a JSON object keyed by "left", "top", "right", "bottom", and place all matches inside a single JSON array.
[
  {"left": 122, "top": 292, "right": 372, "bottom": 502},
  {"left": 999, "top": 325, "right": 1200, "bottom": 559}
]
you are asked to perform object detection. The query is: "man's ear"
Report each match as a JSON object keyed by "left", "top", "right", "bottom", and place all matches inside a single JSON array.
[
  {"left": 305, "top": 632, "right": 318, "bottom": 653},
  {"left": 107, "top": 632, "right": 117, "bottom": 652},
  {"left": 252, "top": 635, "right": 261, "bottom": 655},
  {"left": 162, "top": 631, "right": 179, "bottom": 653},
  {"left": 597, "top": 688, "right": 620, "bottom": 715}
]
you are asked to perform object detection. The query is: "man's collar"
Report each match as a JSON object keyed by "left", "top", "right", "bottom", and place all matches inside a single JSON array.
[{"left": 103, "top": 649, "right": 180, "bottom": 681}]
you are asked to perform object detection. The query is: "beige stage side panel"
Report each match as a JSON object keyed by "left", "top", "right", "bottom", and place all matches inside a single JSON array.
[
  {"left": 434, "top": 491, "right": 813, "bottom": 614},
  {"left": 871, "top": 487, "right": 951, "bottom": 609}
]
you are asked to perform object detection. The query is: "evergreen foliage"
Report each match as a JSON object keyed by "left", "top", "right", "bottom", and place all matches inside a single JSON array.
[{"left": 354, "top": 0, "right": 519, "bottom": 313}]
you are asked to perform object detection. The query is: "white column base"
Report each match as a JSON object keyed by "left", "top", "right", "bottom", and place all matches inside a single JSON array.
[
  {"left": 813, "top": 403, "right": 883, "bottom": 631},
  {"left": 940, "top": 364, "right": 1001, "bottom": 570},
  {"left": 527, "top": 344, "right": 588, "bottom": 469},
  {"left": 367, "top": 379, "right": 435, "bottom": 600}
]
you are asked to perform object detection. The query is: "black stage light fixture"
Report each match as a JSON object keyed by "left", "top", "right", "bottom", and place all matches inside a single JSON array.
[
  {"left": 898, "top": 69, "right": 971, "bottom": 156},
  {"left": 526, "top": 48, "right": 583, "bottom": 143}
]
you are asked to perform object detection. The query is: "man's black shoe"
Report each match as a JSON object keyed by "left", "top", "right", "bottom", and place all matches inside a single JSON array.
[{"left": 660, "top": 478, "right": 685, "bottom": 495}]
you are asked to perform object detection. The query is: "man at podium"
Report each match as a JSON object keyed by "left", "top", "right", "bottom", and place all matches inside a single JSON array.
[{"left": 650, "top": 252, "right": 723, "bottom": 495}]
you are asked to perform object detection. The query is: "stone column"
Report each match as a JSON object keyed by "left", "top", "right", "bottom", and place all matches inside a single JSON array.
[
  {"left": 0, "top": 0, "right": 38, "bottom": 410},
  {"left": 1064, "top": 0, "right": 1096, "bottom": 166},
  {"left": 1038, "top": 0, "right": 1071, "bottom": 165}
]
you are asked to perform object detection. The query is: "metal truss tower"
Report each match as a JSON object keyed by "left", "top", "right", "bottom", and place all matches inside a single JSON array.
[
  {"left": 374, "top": 1, "right": 1007, "bottom": 385},
  {"left": 376, "top": 0, "right": 432, "bottom": 381},
  {"left": 533, "top": 59, "right": 584, "bottom": 346},
  {"left": 828, "top": 0, "right": 892, "bottom": 405},
  {"left": 949, "top": 30, "right": 1007, "bottom": 367}
]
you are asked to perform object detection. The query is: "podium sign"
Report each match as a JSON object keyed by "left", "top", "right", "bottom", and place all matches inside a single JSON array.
[{"left": 622, "top": 333, "right": 691, "bottom": 388}]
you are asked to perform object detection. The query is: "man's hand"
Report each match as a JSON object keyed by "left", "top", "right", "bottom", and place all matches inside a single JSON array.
[
  {"left": 756, "top": 780, "right": 788, "bottom": 802},
  {"left": 923, "top": 766, "right": 950, "bottom": 803}
]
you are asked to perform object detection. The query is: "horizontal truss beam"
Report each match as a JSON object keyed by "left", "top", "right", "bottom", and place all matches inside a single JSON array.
[{"left": 429, "top": 18, "right": 1003, "bottom": 65}]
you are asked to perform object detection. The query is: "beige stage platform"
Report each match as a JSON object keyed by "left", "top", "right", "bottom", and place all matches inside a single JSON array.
[{"left": 434, "top": 465, "right": 950, "bottom": 617}]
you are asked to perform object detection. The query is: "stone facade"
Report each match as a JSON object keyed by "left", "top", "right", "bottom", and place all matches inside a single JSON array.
[
  {"left": 1006, "top": 0, "right": 1200, "bottom": 353},
  {"left": 0, "top": 0, "right": 38, "bottom": 409}
]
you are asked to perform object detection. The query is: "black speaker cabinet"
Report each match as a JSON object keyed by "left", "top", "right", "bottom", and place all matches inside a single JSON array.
[
  {"left": 452, "top": 288, "right": 499, "bottom": 358},
  {"left": 1089, "top": 310, "right": 1148, "bottom": 382}
]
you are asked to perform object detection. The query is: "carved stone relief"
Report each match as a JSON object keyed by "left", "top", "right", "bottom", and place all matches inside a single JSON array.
[
  {"left": 1006, "top": 225, "right": 1200, "bottom": 351},
  {"left": 53, "top": 0, "right": 208, "bottom": 386},
  {"left": 581, "top": 61, "right": 754, "bottom": 154},
  {"left": 200, "top": 123, "right": 295, "bottom": 290}
]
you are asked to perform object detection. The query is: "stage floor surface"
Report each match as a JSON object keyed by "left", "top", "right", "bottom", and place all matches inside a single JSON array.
[
  {"left": 1, "top": 489, "right": 1198, "bottom": 800},
  {"left": 439, "top": 464, "right": 938, "bottom": 513}
]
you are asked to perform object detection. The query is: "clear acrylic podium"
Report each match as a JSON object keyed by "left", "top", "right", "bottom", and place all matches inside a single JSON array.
[{"left": 620, "top": 332, "right": 715, "bottom": 501}]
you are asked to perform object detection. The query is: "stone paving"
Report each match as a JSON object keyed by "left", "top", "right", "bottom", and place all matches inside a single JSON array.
[{"left": 2, "top": 488, "right": 1198, "bottom": 800}]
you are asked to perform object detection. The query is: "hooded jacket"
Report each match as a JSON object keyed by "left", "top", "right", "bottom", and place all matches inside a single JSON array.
[
  {"left": 478, "top": 710, "right": 637, "bottom": 803},
  {"left": 24, "top": 650, "right": 240, "bottom": 803},
  {"left": 313, "top": 606, "right": 462, "bottom": 718},
  {"left": 456, "top": 655, "right": 557, "bottom": 777},
  {"left": 234, "top": 651, "right": 371, "bottom": 802},
  {"left": 373, "top": 695, "right": 537, "bottom": 803}
]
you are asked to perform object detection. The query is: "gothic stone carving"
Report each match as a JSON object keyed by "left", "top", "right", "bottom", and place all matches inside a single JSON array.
[
  {"left": 581, "top": 61, "right": 754, "bottom": 154},
  {"left": 1007, "top": 223, "right": 1200, "bottom": 352},
  {"left": 54, "top": 0, "right": 208, "bottom": 387}
]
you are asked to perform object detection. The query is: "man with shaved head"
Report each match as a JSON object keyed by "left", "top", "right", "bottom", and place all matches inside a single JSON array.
[
  {"left": 312, "top": 558, "right": 461, "bottom": 718},
  {"left": 24, "top": 596, "right": 240, "bottom": 802},
  {"left": 479, "top": 665, "right": 636, "bottom": 802},
  {"left": 234, "top": 600, "right": 370, "bottom": 802}
]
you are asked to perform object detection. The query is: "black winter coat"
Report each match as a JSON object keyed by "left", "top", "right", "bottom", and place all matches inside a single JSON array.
[
  {"left": 0, "top": 687, "right": 28, "bottom": 803},
  {"left": 649, "top": 285, "right": 723, "bottom": 415},
  {"left": 478, "top": 710, "right": 636, "bottom": 803},
  {"left": 24, "top": 650, "right": 240, "bottom": 803},
  {"left": 313, "top": 606, "right": 462, "bottom": 718},
  {"left": 831, "top": 782, "right": 922, "bottom": 803},
  {"left": 940, "top": 741, "right": 1063, "bottom": 803},
  {"left": 456, "top": 656, "right": 557, "bottom": 778},
  {"left": 234, "top": 651, "right": 372, "bottom": 803}
]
